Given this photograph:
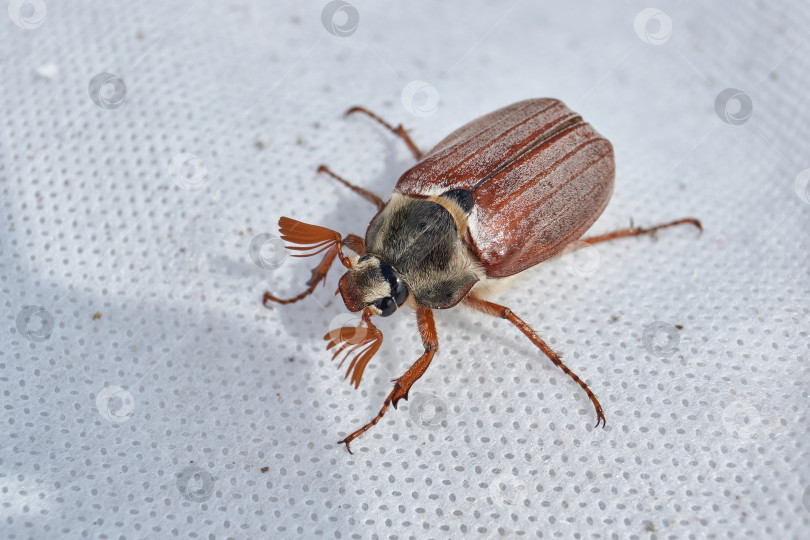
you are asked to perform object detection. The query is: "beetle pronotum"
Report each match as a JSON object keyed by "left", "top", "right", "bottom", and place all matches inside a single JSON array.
[{"left": 263, "top": 99, "right": 701, "bottom": 453}]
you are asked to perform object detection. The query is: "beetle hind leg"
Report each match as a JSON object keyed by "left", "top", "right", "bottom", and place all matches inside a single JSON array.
[
  {"left": 580, "top": 217, "right": 702, "bottom": 246},
  {"left": 345, "top": 106, "right": 424, "bottom": 160},
  {"left": 462, "top": 294, "right": 606, "bottom": 428},
  {"left": 338, "top": 307, "right": 438, "bottom": 453}
]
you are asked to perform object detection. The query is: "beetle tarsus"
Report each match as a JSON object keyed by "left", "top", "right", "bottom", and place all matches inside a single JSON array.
[
  {"left": 263, "top": 288, "right": 314, "bottom": 306},
  {"left": 580, "top": 217, "right": 703, "bottom": 246},
  {"left": 338, "top": 406, "right": 388, "bottom": 454},
  {"left": 338, "top": 438, "right": 354, "bottom": 454},
  {"left": 390, "top": 383, "right": 409, "bottom": 409},
  {"left": 344, "top": 106, "right": 423, "bottom": 160},
  {"left": 262, "top": 244, "right": 339, "bottom": 306},
  {"left": 594, "top": 407, "right": 606, "bottom": 428},
  {"left": 683, "top": 217, "right": 703, "bottom": 233}
]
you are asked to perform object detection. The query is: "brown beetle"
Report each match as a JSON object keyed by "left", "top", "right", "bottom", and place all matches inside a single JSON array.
[{"left": 263, "top": 99, "right": 701, "bottom": 453}]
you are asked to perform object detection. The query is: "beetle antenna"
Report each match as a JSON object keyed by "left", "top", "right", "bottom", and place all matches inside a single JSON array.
[
  {"left": 278, "top": 216, "right": 352, "bottom": 268},
  {"left": 324, "top": 308, "right": 383, "bottom": 388}
]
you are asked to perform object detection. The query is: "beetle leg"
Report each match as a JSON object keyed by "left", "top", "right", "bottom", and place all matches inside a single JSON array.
[
  {"left": 339, "top": 306, "right": 438, "bottom": 453},
  {"left": 263, "top": 244, "right": 339, "bottom": 305},
  {"left": 317, "top": 165, "right": 386, "bottom": 211},
  {"left": 580, "top": 217, "right": 702, "bottom": 246},
  {"left": 345, "top": 106, "right": 424, "bottom": 160},
  {"left": 462, "top": 294, "right": 606, "bottom": 429},
  {"left": 263, "top": 228, "right": 368, "bottom": 306}
]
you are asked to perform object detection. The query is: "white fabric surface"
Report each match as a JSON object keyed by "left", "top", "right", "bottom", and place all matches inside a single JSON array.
[{"left": 2, "top": 1, "right": 809, "bottom": 538}]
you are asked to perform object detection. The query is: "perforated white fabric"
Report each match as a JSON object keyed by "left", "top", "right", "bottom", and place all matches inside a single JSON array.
[{"left": 2, "top": 1, "right": 809, "bottom": 538}]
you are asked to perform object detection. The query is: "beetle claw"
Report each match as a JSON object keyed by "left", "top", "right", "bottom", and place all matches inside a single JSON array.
[
  {"left": 338, "top": 437, "right": 354, "bottom": 454},
  {"left": 391, "top": 395, "right": 404, "bottom": 409},
  {"left": 390, "top": 382, "right": 410, "bottom": 410}
]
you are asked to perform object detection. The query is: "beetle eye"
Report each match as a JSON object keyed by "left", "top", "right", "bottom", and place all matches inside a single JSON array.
[
  {"left": 392, "top": 279, "right": 408, "bottom": 307},
  {"left": 357, "top": 255, "right": 370, "bottom": 263},
  {"left": 374, "top": 297, "right": 397, "bottom": 317}
]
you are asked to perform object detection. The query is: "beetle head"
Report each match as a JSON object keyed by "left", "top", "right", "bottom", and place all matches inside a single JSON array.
[{"left": 338, "top": 255, "right": 409, "bottom": 316}]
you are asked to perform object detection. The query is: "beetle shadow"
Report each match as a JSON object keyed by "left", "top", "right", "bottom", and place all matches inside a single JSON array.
[
  {"left": 6, "top": 279, "right": 323, "bottom": 475},
  {"left": 367, "top": 131, "right": 420, "bottom": 197}
]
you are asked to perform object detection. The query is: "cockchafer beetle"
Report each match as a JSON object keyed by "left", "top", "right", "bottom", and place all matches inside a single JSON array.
[{"left": 263, "top": 98, "right": 701, "bottom": 453}]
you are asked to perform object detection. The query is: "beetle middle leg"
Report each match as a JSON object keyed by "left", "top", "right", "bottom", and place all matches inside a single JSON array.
[
  {"left": 317, "top": 165, "right": 386, "bottom": 211},
  {"left": 462, "top": 294, "right": 606, "bottom": 428},
  {"left": 345, "top": 106, "right": 424, "bottom": 160},
  {"left": 339, "top": 306, "right": 438, "bottom": 453},
  {"left": 580, "top": 217, "right": 702, "bottom": 246}
]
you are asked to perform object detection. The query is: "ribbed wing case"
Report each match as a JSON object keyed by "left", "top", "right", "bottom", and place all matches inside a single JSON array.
[{"left": 395, "top": 98, "right": 615, "bottom": 278}]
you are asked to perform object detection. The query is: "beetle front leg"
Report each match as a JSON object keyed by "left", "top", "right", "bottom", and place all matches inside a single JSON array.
[
  {"left": 263, "top": 244, "right": 339, "bottom": 305},
  {"left": 345, "top": 106, "right": 424, "bottom": 160},
  {"left": 339, "top": 306, "right": 438, "bottom": 453},
  {"left": 263, "top": 231, "right": 364, "bottom": 306},
  {"left": 462, "top": 294, "right": 606, "bottom": 428},
  {"left": 580, "top": 217, "right": 702, "bottom": 246}
]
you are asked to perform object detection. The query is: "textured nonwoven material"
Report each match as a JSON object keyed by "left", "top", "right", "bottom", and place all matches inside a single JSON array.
[{"left": 2, "top": 1, "right": 809, "bottom": 538}]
